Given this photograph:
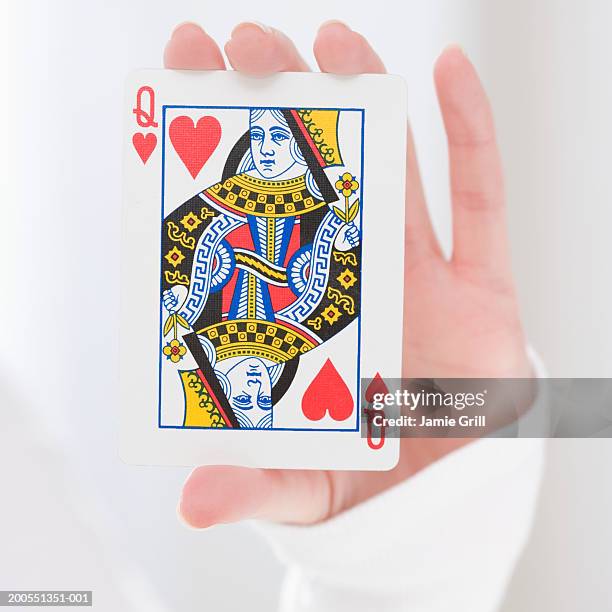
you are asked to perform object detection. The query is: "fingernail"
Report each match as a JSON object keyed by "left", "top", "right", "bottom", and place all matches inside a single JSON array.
[
  {"left": 231, "top": 21, "right": 273, "bottom": 37},
  {"left": 171, "top": 21, "right": 205, "bottom": 38},
  {"left": 319, "top": 19, "right": 351, "bottom": 32},
  {"left": 442, "top": 43, "right": 466, "bottom": 56}
]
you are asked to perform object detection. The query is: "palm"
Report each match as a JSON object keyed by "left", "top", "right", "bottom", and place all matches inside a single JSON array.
[
  {"left": 404, "top": 252, "right": 527, "bottom": 380},
  {"left": 324, "top": 255, "right": 529, "bottom": 518},
  {"left": 167, "top": 22, "right": 531, "bottom": 528}
]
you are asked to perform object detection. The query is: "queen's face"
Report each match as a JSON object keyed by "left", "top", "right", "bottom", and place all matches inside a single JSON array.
[
  {"left": 224, "top": 357, "right": 273, "bottom": 414},
  {"left": 249, "top": 111, "right": 296, "bottom": 179}
]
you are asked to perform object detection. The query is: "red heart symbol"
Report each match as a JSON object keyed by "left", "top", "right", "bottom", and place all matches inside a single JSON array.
[
  {"left": 301, "top": 359, "right": 354, "bottom": 422},
  {"left": 364, "top": 373, "right": 389, "bottom": 403},
  {"left": 132, "top": 132, "right": 157, "bottom": 164},
  {"left": 169, "top": 115, "right": 221, "bottom": 179}
]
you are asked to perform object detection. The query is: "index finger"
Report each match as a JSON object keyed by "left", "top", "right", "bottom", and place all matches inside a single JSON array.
[{"left": 164, "top": 22, "right": 226, "bottom": 70}]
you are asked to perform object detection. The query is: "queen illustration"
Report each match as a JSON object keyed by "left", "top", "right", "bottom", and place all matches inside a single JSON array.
[{"left": 160, "top": 107, "right": 361, "bottom": 429}]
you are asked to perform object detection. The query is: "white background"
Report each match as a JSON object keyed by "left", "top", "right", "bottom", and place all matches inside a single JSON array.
[{"left": 2, "top": 0, "right": 611, "bottom": 610}]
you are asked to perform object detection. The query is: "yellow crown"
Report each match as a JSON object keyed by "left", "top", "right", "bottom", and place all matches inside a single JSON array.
[
  {"left": 296, "top": 109, "right": 343, "bottom": 168},
  {"left": 197, "top": 319, "right": 317, "bottom": 363}
]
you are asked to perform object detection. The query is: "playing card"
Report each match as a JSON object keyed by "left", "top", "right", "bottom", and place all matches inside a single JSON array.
[{"left": 121, "top": 69, "right": 406, "bottom": 470}]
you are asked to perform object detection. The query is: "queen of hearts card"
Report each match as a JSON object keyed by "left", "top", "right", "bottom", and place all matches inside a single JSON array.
[{"left": 159, "top": 107, "right": 362, "bottom": 430}]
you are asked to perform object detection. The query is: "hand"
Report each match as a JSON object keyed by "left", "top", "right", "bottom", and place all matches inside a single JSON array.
[
  {"left": 162, "top": 287, "right": 181, "bottom": 314},
  {"left": 166, "top": 22, "right": 532, "bottom": 527},
  {"left": 335, "top": 222, "right": 360, "bottom": 250},
  {"left": 162, "top": 285, "right": 188, "bottom": 316}
]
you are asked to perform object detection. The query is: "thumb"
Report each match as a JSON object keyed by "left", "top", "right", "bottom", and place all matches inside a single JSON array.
[{"left": 178, "top": 466, "right": 333, "bottom": 528}]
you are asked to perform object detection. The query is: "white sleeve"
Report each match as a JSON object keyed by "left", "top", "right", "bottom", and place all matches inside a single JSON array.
[{"left": 253, "top": 349, "right": 547, "bottom": 612}]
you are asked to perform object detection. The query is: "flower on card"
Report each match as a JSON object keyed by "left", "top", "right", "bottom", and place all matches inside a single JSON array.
[
  {"left": 163, "top": 339, "right": 187, "bottom": 363},
  {"left": 335, "top": 172, "right": 359, "bottom": 197}
]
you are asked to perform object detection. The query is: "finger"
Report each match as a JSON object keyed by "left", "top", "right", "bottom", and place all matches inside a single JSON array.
[
  {"left": 434, "top": 45, "right": 511, "bottom": 280},
  {"left": 314, "top": 21, "right": 385, "bottom": 74},
  {"left": 405, "top": 124, "right": 441, "bottom": 258},
  {"left": 316, "top": 21, "right": 439, "bottom": 256},
  {"left": 164, "top": 22, "right": 226, "bottom": 70},
  {"left": 179, "top": 466, "right": 333, "bottom": 528},
  {"left": 224, "top": 22, "right": 309, "bottom": 75}
]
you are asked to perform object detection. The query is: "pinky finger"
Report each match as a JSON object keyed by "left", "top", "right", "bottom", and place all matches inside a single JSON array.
[{"left": 434, "top": 45, "right": 511, "bottom": 281}]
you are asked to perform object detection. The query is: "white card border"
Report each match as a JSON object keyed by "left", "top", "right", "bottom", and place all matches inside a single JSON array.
[{"left": 120, "top": 70, "right": 406, "bottom": 470}]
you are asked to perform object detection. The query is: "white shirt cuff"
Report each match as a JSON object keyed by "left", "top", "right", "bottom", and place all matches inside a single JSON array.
[{"left": 253, "top": 347, "right": 548, "bottom": 612}]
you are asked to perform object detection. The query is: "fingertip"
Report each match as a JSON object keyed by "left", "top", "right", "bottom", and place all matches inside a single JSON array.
[
  {"left": 314, "top": 20, "right": 350, "bottom": 51},
  {"left": 170, "top": 21, "right": 206, "bottom": 39},
  {"left": 225, "top": 22, "right": 309, "bottom": 74},
  {"left": 434, "top": 43, "right": 476, "bottom": 92},
  {"left": 314, "top": 21, "right": 352, "bottom": 70},
  {"left": 438, "top": 43, "right": 468, "bottom": 61},
  {"left": 224, "top": 22, "right": 278, "bottom": 73},
  {"left": 176, "top": 498, "right": 200, "bottom": 530},
  {"left": 314, "top": 22, "right": 385, "bottom": 74},
  {"left": 317, "top": 19, "right": 351, "bottom": 35},
  {"left": 434, "top": 43, "right": 495, "bottom": 141},
  {"left": 178, "top": 466, "right": 267, "bottom": 529},
  {"left": 164, "top": 22, "right": 225, "bottom": 70},
  {"left": 178, "top": 466, "right": 228, "bottom": 528},
  {"left": 229, "top": 21, "right": 272, "bottom": 37}
]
